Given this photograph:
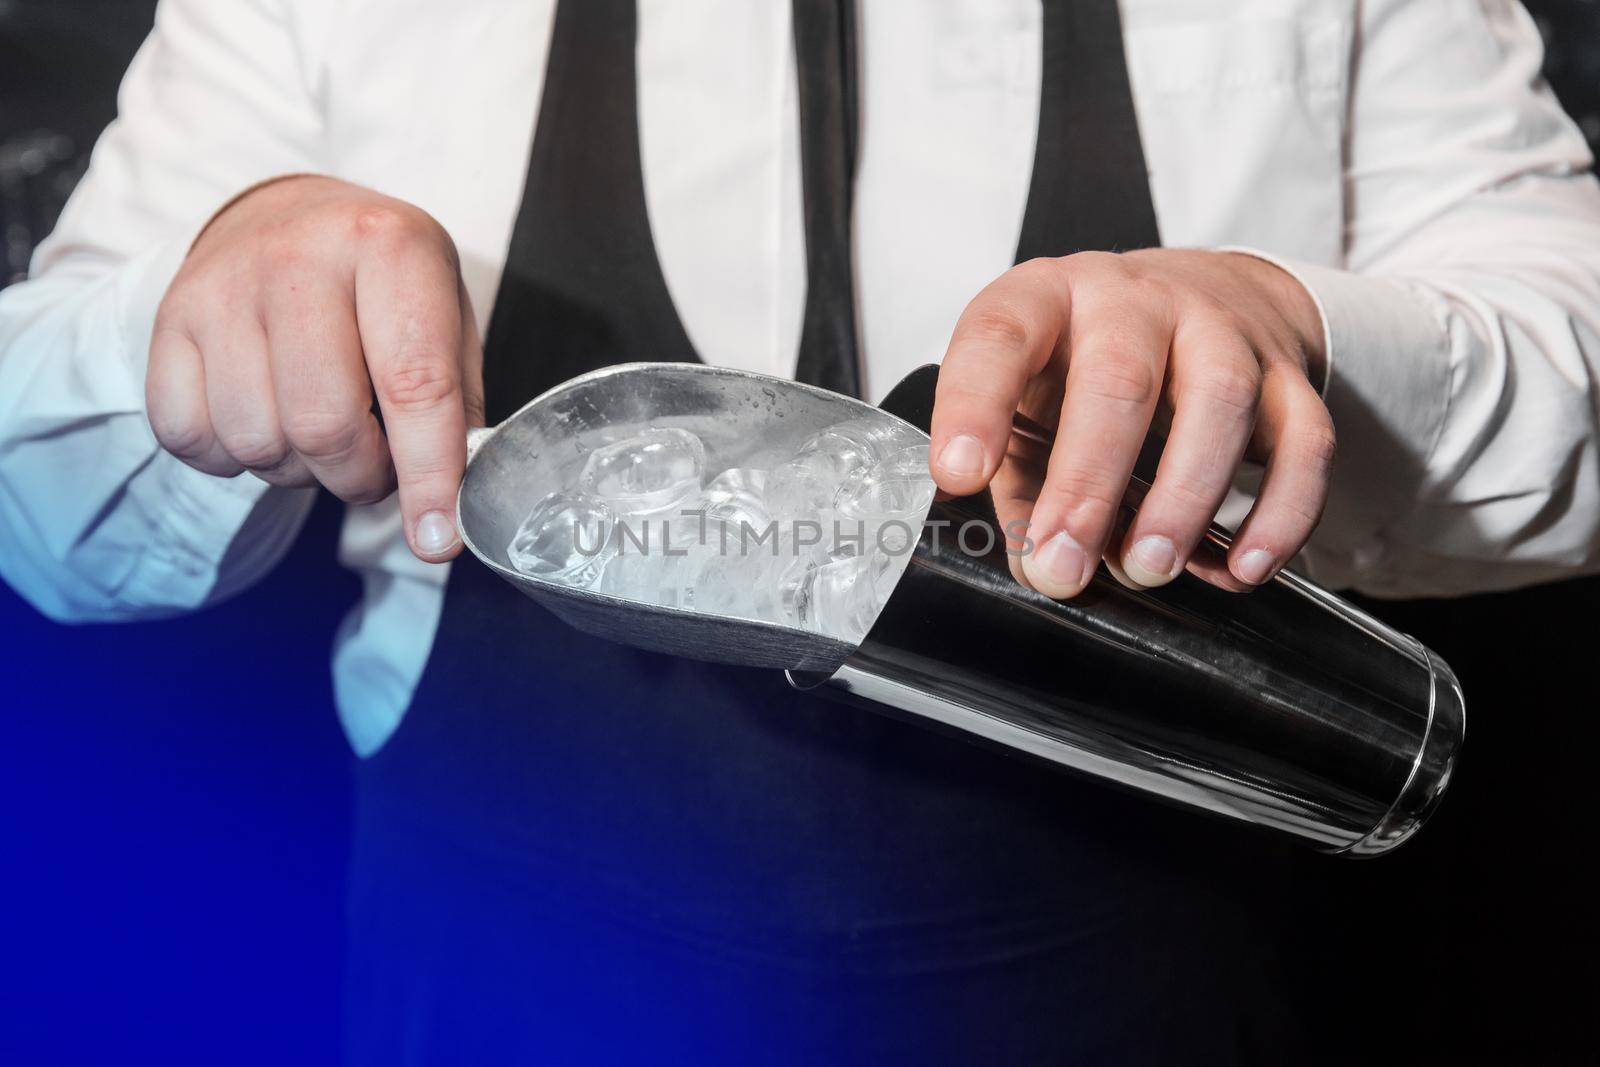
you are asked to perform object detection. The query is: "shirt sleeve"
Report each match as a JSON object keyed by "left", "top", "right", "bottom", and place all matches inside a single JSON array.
[
  {"left": 1257, "top": 0, "right": 1600, "bottom": 598},
  {"left": 0, "top": 0, "right": 329, "bottom": 622}
]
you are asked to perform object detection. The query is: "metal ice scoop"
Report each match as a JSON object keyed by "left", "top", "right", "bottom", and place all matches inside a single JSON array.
[{"left": 457, "top": 361, "right": 890, "bottom": 674}]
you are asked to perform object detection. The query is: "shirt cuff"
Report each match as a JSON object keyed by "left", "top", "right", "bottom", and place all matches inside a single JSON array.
[{"left": 1218, "top": 249, "right": 1455, "bottom": 583}]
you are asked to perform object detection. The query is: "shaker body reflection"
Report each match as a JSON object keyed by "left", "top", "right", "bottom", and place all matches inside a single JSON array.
[{"left": 803, "top": 367, "right": 1465, "bottom": 855}]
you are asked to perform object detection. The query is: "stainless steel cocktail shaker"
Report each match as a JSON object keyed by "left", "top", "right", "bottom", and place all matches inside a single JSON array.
[{"left": 457, "top": 362, "right": 1464, "bottom": 855}]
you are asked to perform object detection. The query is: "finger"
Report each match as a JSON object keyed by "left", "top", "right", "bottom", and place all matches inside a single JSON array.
[
  {"left": 265, "top": 280, "right": 396, "bottom": 505},
  {"left": 989, "top": 429, "right": 1051, "bottom": 588},
  {"left": 459, "top": 279, "right": 487, "bottom": 430},
  {"left": 1116, "top": 318, "right": 1259, "bottom": 589},
  {"left": 1021, "top": 292, "right": 1174, "bottom": 599},
  {"left": 930, "top": 259, "right": 1070, "bottom": 497},
  {"left": 146, "top": 323, "right": 244, "bottom": 477},
  {"left": 1226, "top": 366, "right": 1336, "bottom": 586},
  {"left": 202, "top": 317, "right": 316, "bottom": 487},
  {"left": 354, "top": 211, "right": 469, "bottom": 561}
]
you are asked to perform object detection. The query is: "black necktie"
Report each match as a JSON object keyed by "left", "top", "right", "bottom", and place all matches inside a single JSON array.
[
  {"left": 790, "top": 0, "right": 863, "bottom": 399},
  {"left": 481, "top": 0, "right": 702, "bottom": 425},
  {"left": 1017, "top": 0, "right": 1162, "bottom": 260}
]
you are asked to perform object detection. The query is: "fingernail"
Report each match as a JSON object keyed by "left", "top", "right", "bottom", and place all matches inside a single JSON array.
[
  {"left": 1025, "top": 530, "right": 1091, "bottom": 596},
  {"left": 415, "top": 510, "right": 458, "bottom": 555},
  {"left": 1235, "top": 548, "right": 1276, "bottom": 585},
  {"left": 936, "top": 434, "right": 986, "bottom": 480},
  {"left": 1124, "top": 535, "right": 1178, "bottom": 587}
]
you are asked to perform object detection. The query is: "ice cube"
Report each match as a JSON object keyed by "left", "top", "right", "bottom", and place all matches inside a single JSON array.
[
  {"left": 599, "top": 505, "right": 732, "bottom": 607},
  {"left": 761, "top": 530, "right": 835, "bottom": 624},
  {"left": 788, "top": 554, "right": 880, "bottom": 644},
  {"left": 579, "top": 427, "right": 706, "bottom": 515},
  {"left": 702, "top": 468, "right": 768, "bottom": 507},
  {"left": 512, "top": 416, "right": 924, "bottom": 636},
  {"left": 790, "top": 418, "right": 915, "bottom": 484},
  {"left": 764, "top": 462, "right": 836, "bottom": 519},
  {"left": 506, "top": 492, "right": 616, "bottom": 587},
  {"left": 868, "top": 543, "right": 913, "bottom": 603},
  {"left": 765, "top": 418, "right": 926, "bottom": 522},
  {"left": 672, "top": 519, "right": 773, "bottom": 618},
  {"left": 702, "top": 475, "right": 776, "bottom": 535},
  {"left": 834, "top": 444, "right": 935, "bottom": 522},
  {"left": 597, "top": 540, "right": 688, "bottom": 607},
  {"left": 662, "top": 520, "right": 830, "bottom": 627},
  {"left": 829, "top": 444, "right": 935, "bottom": 560}
]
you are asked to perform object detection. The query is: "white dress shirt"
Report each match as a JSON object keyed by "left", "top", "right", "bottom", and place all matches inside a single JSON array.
[{"left": 2, "top": 0, "right": 1598, "bottom": 754}]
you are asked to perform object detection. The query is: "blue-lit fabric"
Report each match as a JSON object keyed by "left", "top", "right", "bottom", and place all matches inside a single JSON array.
[{"left": 346, "top": 1, "right": 1301, "bottom": 1061}]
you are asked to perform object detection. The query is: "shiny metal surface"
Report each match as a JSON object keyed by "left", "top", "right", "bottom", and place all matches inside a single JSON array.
[
  {"left": 458, "top": 361, "right": 1464, "bottom": 856},
  {"left": 801, "top": 364, "right": 1464, "bottom": 855},
  {"left": 456, "top": 362, "right": 891, "bottom": 673}
]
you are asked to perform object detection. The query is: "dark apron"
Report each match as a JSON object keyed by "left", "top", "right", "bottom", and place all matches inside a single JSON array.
[{"left": 345, "top": 2, "right": 1304, "bottom": 1062}]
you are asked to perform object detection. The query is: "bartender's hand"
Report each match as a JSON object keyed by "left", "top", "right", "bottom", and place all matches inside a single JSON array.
[
  {"left": 147, "top": 174, "right": 484, "bottom": 562},
  {"left": 930, "top": 249, "right": 1331, "bottom": 597}
]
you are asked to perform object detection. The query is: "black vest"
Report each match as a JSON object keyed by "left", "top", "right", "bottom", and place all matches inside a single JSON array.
[{"left": 344, "top": 4, "right": 1301, "bottom": 1062}]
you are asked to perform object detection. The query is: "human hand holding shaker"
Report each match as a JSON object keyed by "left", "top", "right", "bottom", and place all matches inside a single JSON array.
[{"left": 929, "top": 248, "right": 1333, "bottom": 598}]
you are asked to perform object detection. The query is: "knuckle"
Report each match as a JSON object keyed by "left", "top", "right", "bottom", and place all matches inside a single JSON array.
[
  {"left": 351, "top": 204, "right": 412, "bottom": 241},
  {"left": 1124, "top": 272, "right": 1172, "bottom": 306},
  {"left": 350, "top": 202, "right": 442, "bottom": 252},
  {"left": 148, "top": 407, "right": 210, "bottom": 460},
  {"left": 1064, "top": 250, "right": 1126, "bottom": 278},
  {"left": 961, "top": 304, "right": 1034, "bottom": 352},
  {"left": 939, "top": 378, "right": 1013, "bottom": 412},
  {"left": 1011, "top": 256, "right": 1066, "bottom": 287},
  {"left": 218, "top": 428, "right": 290, "bottom": 470},
  {"left": 1187, "top": 293, "right": 1237, "bottom": 326},
  {"left": 378, "top": 358, "right": 459, "bottom": 413},
  {"left": 330, "top": 459, "right": 397, "bottom": 506},
  {"left": 1296, "top": 420, "right": 1338, "bottom": 471},
  {"left": 282, "top": 409, "right": 365, "bottom": 461},
  {"left": 1190, "top": 364, "right": 1262, "bottom": 416},
  {"left": 156, "top": 277, "right": 211, "bottom": 325},
  {"left": 151, "top": 307, "right": 187, "bottom": 340},
  {"left": 1203, "top": 302, "right": 1248, "bottom": 335},
  {"left": 339, "top": 476, "right": 396, "bottom": 507},
  {"left": 1271, "top": 493, "right": 1326, "bottom": 533},
  {"left": 1045, "top": 465, "right": 1124, "bottom": 516},
  {"left": 1076, "top": 356, "right": 1159, "bottom": 409},
  {"left": 1162, "top": 475, "right": 1223, "bottom": 515},
  {"left": 1070, "top": 252, "right": 1141, "bottom": 294},
  {"left": 259, "top": 232, "right": 306, "bottom": 272},
  {"left": 154, "top": 286, "right": 191, "bottom": 323},
  {"left": 148, "top": 319, "right": 195, "bottom": 370},
  {"left": 394, "top": 455, "right": 458, "bottom": 493}
]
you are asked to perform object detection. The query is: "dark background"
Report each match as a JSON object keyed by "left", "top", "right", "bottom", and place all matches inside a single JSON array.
[{"left": 2, "top": 2, "right": 1597, "bottom": 1063}]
